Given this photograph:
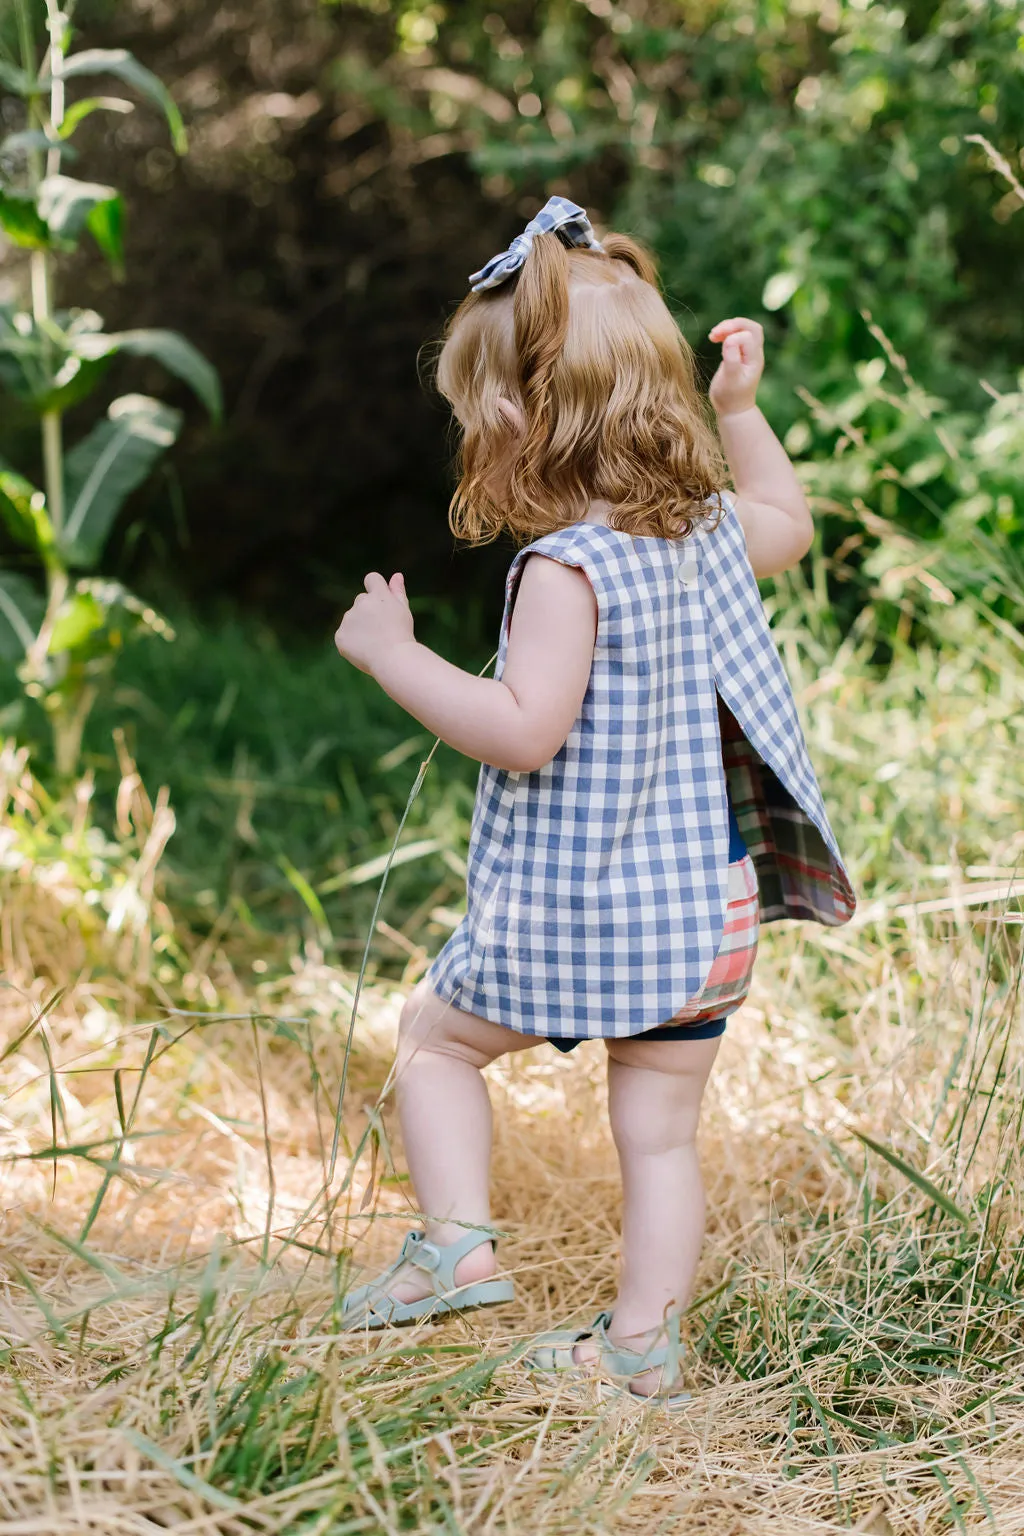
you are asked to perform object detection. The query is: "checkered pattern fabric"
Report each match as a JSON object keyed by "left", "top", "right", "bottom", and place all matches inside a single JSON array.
[
  {"left": 664, "top": 854, "right": 759, "bottom": 1025},
  {"left": 468, "top": 196, "right": 604, "bottom": 293},
  {"left": 425, "top": 496, "right": 856, "bottom": 1040}
]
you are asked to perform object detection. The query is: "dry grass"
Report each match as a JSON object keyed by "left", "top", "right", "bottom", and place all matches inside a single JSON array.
[
  {"left": 3, "top": 901, "right": 1023, "bottom": 1532},
  {"left": 3, "top": 598, "right": 1024, "bottom": 1533}
]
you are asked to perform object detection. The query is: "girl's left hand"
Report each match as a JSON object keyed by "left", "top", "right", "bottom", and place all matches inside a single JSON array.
[
  {"left": 708, "top": 317, "right": 765, "bottom": 417},
  {"left": 335, "top": 572, "right": 414, "bottom": 675}
]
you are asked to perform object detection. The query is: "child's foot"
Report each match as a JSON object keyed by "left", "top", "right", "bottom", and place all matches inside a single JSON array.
[
  {"left": 368, "top": 1235, "right": 497, "bottom": 1305},
  {"left": 341, "top": 1227, "right": 513, "bottom": 1331},
  {"left": 557, "top": 1315, "right": 682, "bottom": 1397}
]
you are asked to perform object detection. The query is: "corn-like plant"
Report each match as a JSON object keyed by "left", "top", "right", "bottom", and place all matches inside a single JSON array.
[{"left": 0, "top": 0, "right": 221, "bottom": 777}]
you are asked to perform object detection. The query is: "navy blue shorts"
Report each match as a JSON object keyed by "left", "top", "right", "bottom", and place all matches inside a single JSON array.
[{"left": 547, "top": 1014, "right": 728, "bottom": 1054}]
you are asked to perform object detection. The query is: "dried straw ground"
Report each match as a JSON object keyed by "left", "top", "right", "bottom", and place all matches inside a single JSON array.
[
  {"left": 3, "top": 899, "right": 1023, "bottom": 1534},
  {"left": 3, "top": 609, "right": 1024, "bottom": 1533}
]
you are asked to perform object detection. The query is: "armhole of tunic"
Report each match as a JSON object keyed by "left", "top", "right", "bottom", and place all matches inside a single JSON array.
[
  {"left": 506, "top": 545, "right": 599, "bottom": 641},
  {"left": 708, "top": 488, "right": 757, "bottom": 573}
]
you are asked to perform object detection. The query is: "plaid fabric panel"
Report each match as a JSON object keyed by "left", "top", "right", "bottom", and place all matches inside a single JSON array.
[
  {"left": 719, "top": 699, "right": 855, "bottom": 925},
  {"left": 663, "top": 854, "right": 759, "bottom": 1025}
]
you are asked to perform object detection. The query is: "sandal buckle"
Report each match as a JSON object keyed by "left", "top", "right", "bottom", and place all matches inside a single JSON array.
[{"left": 401, "top": 1232, "right": 442, "bottom": 1272}]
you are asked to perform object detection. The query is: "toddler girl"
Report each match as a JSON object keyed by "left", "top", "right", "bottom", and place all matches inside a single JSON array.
[{"left": 334, "top": 198, "right": 855, "bottom": 1404}]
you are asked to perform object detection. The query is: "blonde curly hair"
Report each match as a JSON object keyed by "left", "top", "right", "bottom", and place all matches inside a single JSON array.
[{"left": 435, "top": 230, "right": 726, "bottom": 547}]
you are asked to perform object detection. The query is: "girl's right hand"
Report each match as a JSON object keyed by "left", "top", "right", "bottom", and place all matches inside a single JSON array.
[{"left": 708, "top": 318, "right": 764, "bottom": 417}]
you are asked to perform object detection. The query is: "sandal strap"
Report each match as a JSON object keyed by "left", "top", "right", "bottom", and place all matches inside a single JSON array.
[
  {"left": 594, "top": 1312, "right": 684, "bottom": 1384},
  {"left": 399, "top": 1226, "right": 497, "bottom": 1293}
]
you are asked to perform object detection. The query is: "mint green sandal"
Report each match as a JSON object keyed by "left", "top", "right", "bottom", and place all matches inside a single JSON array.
[
  {"left": 340, "top": 1227, "right": 515, "bottom": 1331},
  {"left": 527, "top": 1310, "right": 690, "bottom": 1408}
]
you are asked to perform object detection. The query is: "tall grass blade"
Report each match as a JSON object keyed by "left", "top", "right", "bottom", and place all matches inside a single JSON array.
[
  {"left": 0, "top": 985, "right": 67, "bottom": 1063},
  {"left": 122, "top": 1429, "right": 243, "bottom": 1511},
  {"left": 850, "top": 1128, "right": 971, "bottom": 1227},
  {"left": 250, "top": 1017, "right": 276, "bottom": 1267},
  {"left": 7, "top": 1258, "right": 69, "bottom": 1343},
  {"left": 279, "top": 854, "right": 333, "bottom": 946}
]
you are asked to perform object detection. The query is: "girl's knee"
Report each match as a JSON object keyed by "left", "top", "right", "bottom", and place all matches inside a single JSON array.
[{"left": 396, "top": 981, "right": 521, "bottom": 1071}]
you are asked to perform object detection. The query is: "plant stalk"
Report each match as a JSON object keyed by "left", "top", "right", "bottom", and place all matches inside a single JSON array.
[{"left": 20, "top": 0, "right": 71, "bottom": 768}]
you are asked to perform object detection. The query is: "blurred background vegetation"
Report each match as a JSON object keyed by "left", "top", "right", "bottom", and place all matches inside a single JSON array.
[{"left": 1, "top": 0, "right": 1022, "bottom": 977}]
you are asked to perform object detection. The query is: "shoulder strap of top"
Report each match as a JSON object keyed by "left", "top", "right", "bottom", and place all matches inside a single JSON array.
[{"left": 501, "top": 524, "right": 618, "bottom": 643}]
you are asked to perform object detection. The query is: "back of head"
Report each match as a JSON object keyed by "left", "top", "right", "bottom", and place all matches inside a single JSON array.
[{"left": 436, "top": 229, "right": 725, "bottom": 545}]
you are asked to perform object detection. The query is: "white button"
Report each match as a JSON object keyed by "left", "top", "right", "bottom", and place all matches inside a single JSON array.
[{"left": 678, "top": 556, "right": 699, "bottom": 588}]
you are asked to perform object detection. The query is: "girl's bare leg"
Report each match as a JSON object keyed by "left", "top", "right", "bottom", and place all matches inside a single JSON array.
[
  {"left": 574, "top": 1033, "right": 721, "bottom": 1391},
  {"left": 381, "top": 978, "right": 535, "bottom": 1303}
]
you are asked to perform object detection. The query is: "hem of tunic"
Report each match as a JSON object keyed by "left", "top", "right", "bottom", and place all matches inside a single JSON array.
[{"left": 422, "top": 962, "right": 741, "bottom": 1042}]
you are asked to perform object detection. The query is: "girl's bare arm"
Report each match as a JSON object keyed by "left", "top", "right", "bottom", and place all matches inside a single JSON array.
[
  {"left": 708, "top": 317, "right": 814, "bottom": 578},
  {"left": 335, "top": 557, "right": 597, "bottom": 773}
]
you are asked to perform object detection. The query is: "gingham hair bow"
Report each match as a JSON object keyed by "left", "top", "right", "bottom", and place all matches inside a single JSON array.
[{"left": 468, "top": 196, "right": 604, "bottom": 293}]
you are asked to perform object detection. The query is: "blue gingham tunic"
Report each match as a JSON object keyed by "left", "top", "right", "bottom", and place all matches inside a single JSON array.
[{"left": 426, "top": 495, "right": 855, "bottom": 1040}]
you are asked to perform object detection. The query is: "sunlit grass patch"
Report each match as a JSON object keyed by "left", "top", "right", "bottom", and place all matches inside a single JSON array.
[{"left": 3, "top": 892, "right": 1023, "bottom": 1530}]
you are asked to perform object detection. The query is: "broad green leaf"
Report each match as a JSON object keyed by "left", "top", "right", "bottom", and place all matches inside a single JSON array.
[
  {"left": 73, "top": 328, "right": 221, "bottom": 421},
  {"left": 47, "top": 591, "right": 104, "bottom": 655},
  {"left": 32, "top": 351, "right": 113, "bottom": 416},
  {"left": 47, "top": 577, "right": 174, "bottom": 660},
  {"left": 0, "top": 336, "right": 42, "bottom": 402},
  {"left": 0, "top": 571, "right": 43, "bottom": 661},
  {"left": 86, "top": 194, "right": 124, "bottom": 271},
  {"left": 0, "top": 189, "right": 50, "bottom": 249},
  {"left": 0, "top": 61, "right": 34, "bottom": 97},
  {"left": 74, "top": 578, "right": 174, "bottom": 641},
  {"left": 60, "top": 394, "right": 181, "bottom": 568},
  {"left": 59, "top": 96, "right": 134, "bottom": 139},
  {"left": 0, "top": 467, "right": 54, "bottom": 557},
  {"left": 0, "top": 306, "right": 109, "bottom": 412},
  {"left": 37, "top": 175, "right": 118, "bottom": 242},
  {"left": 39, "top": 310, "right": 114, "bottom": 409},
  {"left": 59, "top": 50, "right": 186, "bottom": 154},
  {"left": 851, "top": 1127, "right": 971, "bottom": 1227}
]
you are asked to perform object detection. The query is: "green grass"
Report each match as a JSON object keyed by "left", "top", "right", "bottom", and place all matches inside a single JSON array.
[{"left": 3, "top": 600, "right": 493, "bottom": 972}]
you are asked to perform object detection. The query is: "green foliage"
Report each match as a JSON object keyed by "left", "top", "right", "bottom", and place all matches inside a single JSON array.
[
  {"left": 0, "top": 569, "right": 43, "bottom": 659},
  {"left": 0, "top": 306, "right": 110, "bottom": 413},
  {"left": 74, "top": 604, "right": 478, "bottom": 958},
  {"left": 335, "top": 0, "right": 1023, "bottom": 595},
  {"left": 0, "top": 464, "right": 54, "bottom": 560},
  {"left": 347, "top": 0, "right": 1023, "bottom": 375},
  {"left": 46, "top": 577, "right": 174, "bottom": 659},
  {"left": 789, "top": 342, "right": 1024, "bottom": 634},
  {"left": 61, "top": 395, "right": 183, "bottom": 567},
  {"left": 0, "top": 738, "right": 177, "bottom": 959},
  {"left": 72, "top": 329, "right": 223, "bottom": 422},
  {"left": 55, "top": 95, "right": 134, "bottom": 140},
  {"left": 0, "top": 185, "right": 50, "bottom": 246},
  {"left": 0, "top": 0, "right": 219, "bottom": 778},
  {"left": 57, "top": 47, "right": 187, "bottom": 154}
]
